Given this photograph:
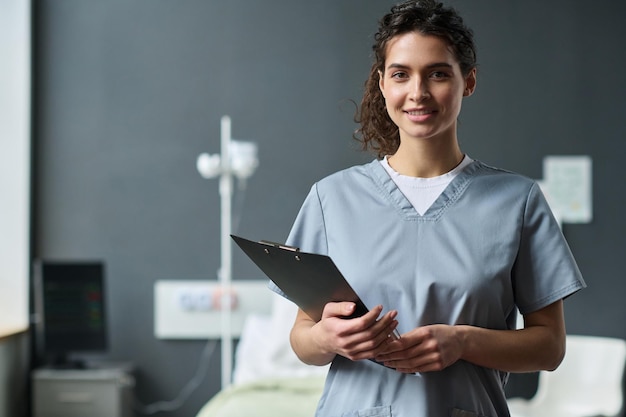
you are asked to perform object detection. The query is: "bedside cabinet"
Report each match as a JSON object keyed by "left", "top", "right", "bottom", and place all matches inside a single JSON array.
[{"left": 32, "top": 365, "right": 135, "bottom": 417}]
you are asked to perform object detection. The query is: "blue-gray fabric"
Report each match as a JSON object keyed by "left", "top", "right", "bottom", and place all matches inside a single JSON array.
[{"left": 270, "top": 159, "right": 585, "bottom": 417}]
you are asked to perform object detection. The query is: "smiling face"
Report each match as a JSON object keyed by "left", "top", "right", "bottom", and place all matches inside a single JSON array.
[{"left": 378, "top": 31, "right": 476, "bottom": 147}]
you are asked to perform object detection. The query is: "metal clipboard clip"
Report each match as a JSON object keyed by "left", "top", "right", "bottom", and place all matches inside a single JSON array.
[
  {"left": 258, "top": 240, "right": 303, "bottom": 260},
  {"left": 259, "top": 240, "right": 300, "bottom": 252}
]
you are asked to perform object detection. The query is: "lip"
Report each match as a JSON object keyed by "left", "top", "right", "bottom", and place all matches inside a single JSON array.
[{"left": 404, "top": 108, "right": 436, "bottom": 122}]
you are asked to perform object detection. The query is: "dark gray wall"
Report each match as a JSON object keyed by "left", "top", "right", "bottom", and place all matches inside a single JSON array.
[
  {"left": 33, "top": 1, "right": 626, "bottom": 416},
  {"left": 0, "top": 332, "right": 29, "bottom": 417}
]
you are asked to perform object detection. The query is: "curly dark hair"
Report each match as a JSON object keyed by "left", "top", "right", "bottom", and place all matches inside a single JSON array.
[{"left": 354, "top": 0, "right": 477, "bottom": 158}]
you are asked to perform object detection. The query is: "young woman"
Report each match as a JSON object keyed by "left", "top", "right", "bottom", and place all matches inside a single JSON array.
[{"left": 271, "top": 1, "right": 586, "bottom": 415}]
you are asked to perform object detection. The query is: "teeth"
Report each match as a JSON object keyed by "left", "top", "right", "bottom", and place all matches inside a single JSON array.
[{"left": 407, "top": 110, "right": 432, "bottom": 115}]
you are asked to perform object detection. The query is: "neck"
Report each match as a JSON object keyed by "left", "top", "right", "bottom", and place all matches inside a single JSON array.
[{"left": 388, "top": 138, "right": 464, "bottom": 178}]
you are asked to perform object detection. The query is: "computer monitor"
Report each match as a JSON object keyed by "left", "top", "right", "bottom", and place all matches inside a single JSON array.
[{"left": 32, "top": 260, "right": 108, "bottom": 368}]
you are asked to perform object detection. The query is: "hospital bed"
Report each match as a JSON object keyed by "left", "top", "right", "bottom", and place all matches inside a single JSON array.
[{"left": 195, "top": 294, "right": 328, "bottom": 417}]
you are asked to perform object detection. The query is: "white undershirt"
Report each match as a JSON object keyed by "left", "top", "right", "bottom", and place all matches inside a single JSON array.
[{"left": 380, "top": 154, "right": 473, "bottom": 215}]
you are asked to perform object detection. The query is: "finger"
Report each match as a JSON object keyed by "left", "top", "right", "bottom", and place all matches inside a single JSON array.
[
  {"left": 376, "top": 326, "right": 431, "bottom": 358},
  {"left": 374, "top": 340, "right": 404, "bottom": 360},
  {"left": 362, "top": 304, "right": 385, "bottom": 321},
  {"left": 342, "top": 305, "right": 385, "bottom": 333},
  {"left": 344, "top": 314, "right": 399, "bottom": 359},
  {"left": 321, "top": 302, "right": 357, "bottom": 319},
  {"left": 359, "top": 312, "right": 398, "bottom": 346},
  {"left": 371, "top": 318, "right": 400, "bottom": 350},
  {"left": 343, "top": 327, "right": 397, "bottom": 361},
  {"left": 384, "top": 351, "right": 443, "bottom": 373},
  {"left": 371, "top": 310, "right": 399, "bottom": 338}
]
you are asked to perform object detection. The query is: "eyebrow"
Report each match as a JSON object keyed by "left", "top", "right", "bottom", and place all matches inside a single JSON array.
[{"left": 386, "top": 62, "right": 454, "bottom": 71}]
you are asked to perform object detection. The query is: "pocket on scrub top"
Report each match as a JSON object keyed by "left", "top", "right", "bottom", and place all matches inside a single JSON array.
[
  {"left": 450, "top": 408, "right": 489, "bottom": 417},
  {"left": 338, "top": 405, "right": 392, "bottom": 417}
]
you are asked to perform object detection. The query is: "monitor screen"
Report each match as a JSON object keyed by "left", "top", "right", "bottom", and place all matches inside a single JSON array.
[{"left": 33, "top": 260, "right": 108, "bottom": 367}]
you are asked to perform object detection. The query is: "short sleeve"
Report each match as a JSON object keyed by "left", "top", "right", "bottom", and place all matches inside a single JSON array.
[
  {"left": 512, "top": 182, "right": 586, "bottom": 315},
  {"left": 267, "top": 183, "right": 328, "bottom": 297},
  {"left": 285, "top": 183, "right": 328, "bottom": 254}
]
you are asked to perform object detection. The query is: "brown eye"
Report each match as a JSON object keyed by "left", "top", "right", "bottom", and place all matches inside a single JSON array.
[{"left": 430, "top": 71, "right": 450, "bottom": 79}]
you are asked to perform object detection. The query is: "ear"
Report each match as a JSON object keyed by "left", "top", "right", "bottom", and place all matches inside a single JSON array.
[
  {"left": 463, "top": 67, "right": 477, "bottom": 97},
  {"left": 378, "top": 70, "right": 386, "bottom": 98}
]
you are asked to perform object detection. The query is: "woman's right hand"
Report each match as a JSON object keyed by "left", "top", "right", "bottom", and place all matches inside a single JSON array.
[{"left": 307, "top": 302, "right": 398, "bottom": 362}]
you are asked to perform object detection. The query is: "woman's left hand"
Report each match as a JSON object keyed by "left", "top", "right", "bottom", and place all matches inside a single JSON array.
[{"left": 375, "top": 324, "right": 464, "bottom": 373}]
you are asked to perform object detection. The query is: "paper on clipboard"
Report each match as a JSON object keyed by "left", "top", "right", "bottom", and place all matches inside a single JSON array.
[{"left": 231, "top": 234, "right": 400, "bottom": 339}]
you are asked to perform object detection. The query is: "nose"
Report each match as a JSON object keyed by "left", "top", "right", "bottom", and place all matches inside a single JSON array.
[{"left": 411, "top": 78, "right": 429, "bottom": 101}]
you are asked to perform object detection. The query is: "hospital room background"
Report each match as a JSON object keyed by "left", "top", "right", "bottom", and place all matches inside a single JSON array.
[{"left": 1, "top": 0, "right": 626, "bottom": 416}]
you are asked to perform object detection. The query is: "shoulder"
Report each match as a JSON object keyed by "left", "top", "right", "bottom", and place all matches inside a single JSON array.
[
  {"left": 471, "top": 160, "right": 538, "bottom": 192},
  {"left": 314, "top": 159, "right": 381, "bottom": 193},
  {"left": 469, "top": 161, "right": 554, "bottom": 220},
  {"left": 294, "top": 160, "right": 380, "bottom": 216}
]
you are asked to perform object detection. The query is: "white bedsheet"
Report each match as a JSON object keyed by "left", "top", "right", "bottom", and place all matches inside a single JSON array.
[{"left": 233, "top": 292, "right": 329, "bottom": 384}]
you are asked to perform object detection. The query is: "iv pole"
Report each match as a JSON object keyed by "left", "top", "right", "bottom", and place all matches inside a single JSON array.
[
  {"left": 218, "top": 116, "right": 233, "bottom": 390},
  {"left": 196, "top": 116, "right": 258, "bottom": 389}
]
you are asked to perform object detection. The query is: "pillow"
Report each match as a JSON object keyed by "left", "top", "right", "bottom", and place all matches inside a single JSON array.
[{"left": 233, "top": 293, "right": 328, "bottom": 384}]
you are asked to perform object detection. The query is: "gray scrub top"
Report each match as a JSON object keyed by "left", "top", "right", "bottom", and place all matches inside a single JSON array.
[{"left": 271, "top": 159, "right": 585, "bottom": 417}]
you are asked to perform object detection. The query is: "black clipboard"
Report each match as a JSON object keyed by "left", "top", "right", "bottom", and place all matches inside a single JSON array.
[{"left": 231, "top": 234, "right": 400, "bottom": 339}]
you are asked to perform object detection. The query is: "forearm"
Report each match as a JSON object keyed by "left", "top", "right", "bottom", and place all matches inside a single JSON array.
[
  {"left": 459, "top": 301, "right": 566, "bottom": 372},
  {"left": 290, "top": 315, "right": 336, "bottom": 366},
  {"left": 376, "top": 300, "right": 567, "bottom": 374},
  {"left": 458, "top": 325, "right": 564, "bottom": 372}
]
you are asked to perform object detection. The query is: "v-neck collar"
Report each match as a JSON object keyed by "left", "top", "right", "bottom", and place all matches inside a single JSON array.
[{"left": 365, "top": 158, "right": 482, "bottom": 221}]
